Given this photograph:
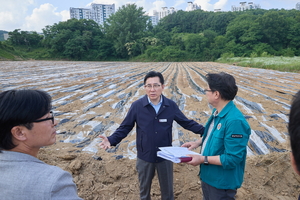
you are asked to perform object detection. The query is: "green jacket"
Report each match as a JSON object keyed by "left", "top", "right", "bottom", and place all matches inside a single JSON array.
[{"left": 200, "top": 101, "right": 251, "bottom": 189}]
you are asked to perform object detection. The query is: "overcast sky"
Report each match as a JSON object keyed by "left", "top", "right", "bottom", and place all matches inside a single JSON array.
[{"left": 1, "top": 0, "right": 299, "bottom": 33}]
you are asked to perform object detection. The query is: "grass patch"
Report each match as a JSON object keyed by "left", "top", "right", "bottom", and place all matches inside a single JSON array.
[
  {"left": 0, "top": 48, "right": 16, "bottom": 60},
  {"left": 21, "top": 47, "right": 52, "bottom": 60},
  {"left": 0, "top": 43, "right": 24, "bottom": 60},
  {"left": 1, "top": 44, "right": 55, "bottom": 60},
  {"left": 217, "top": 56, "right": 300, "bottom": 73}
]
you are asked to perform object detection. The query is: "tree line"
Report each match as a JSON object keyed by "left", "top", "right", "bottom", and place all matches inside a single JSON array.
[{"left": 3, "top": 4, "right": 300, "bottom": 61}]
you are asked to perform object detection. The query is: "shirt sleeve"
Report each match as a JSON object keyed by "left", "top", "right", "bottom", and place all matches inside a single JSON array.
[
  {"left": 108, "top": 102, "right": 136, "bottom": 146},
  {"left": 220, "top": 119, "right": 250, "bottom": 169}
]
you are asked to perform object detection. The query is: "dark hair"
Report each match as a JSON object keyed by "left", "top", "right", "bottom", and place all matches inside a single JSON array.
[
  {"left": 289, "top": 90, "right": 300, "bottom": 172},
  {"left": 0, "top": 89, "right": 52, "bottom": 150},
  {"left": 144, "top": 71, "right": 164, "bottom": 85},
  {"left": 206, "top": 72, "right": 238, "bottom": 100}
]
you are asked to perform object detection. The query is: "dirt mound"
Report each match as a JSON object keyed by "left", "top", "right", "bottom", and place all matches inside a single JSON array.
[{"left": 38, "top": 148, "right": 300, "bottom": 200}]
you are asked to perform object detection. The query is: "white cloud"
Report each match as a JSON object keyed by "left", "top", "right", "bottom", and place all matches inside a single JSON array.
[
  {"left": 91, "top": 0, "right": 127, "bottom": 11},
  {"left": 0, "top": 1, "right": 67, "bottom": 32},
  {"left": 173, "top": 0, "right": 186, "bottom": 10},
  {"left": 193, "top": 0, "right": 213, "bottom": 11},
  {"left": 90, "top": 0, "right": 168, "bottom": 16},
  {"left": 260, "top": 0, "right": 297, "bottom": 10},
  {"left": 123, "top": 0, "right": 152, "bottom": 12},
  {"left": 22, "top": 3, "right": 66, "bottom": 32},
  {"left": 214, "top": 0, "right": 229, "bottom": 10},
  {"left": 194, "top": 0, "right": 229, "bottom": 11},
  {"left": 61, "top": 10, "right": 71, "bottom": 21},
  {"left": 0, "top": 0, "right": 33, "bottom": 31},
  {"left": 144, "top": 0, "right": 170, "bottom": 15},
  {"left": 153, "top": 0, "right": 167, "bottom": 9}
]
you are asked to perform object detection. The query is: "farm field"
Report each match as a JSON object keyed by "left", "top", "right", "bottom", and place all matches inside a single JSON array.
[{"left": 1, "top": 61, "right": 300, "bottom": 200}]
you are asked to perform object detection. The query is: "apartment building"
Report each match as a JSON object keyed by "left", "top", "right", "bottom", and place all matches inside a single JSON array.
[
  {"left": 186, "top": 2, "right": 201, "bottom": 11},
  {"left": 296, "top": 2, "right": 300, "bottom": 10},
  {"left": 70, "top": 3, "right": 115, "bottom": 25},
  {"left": 150, "top": 2, "right": 201, "bottom": 26},
  {"left": 70, "top": 8, "right": 93, "bottom": 20},
  {"left": 150, "top": 7, "right": 176, "bottom": 26},
  {"left": 91, "top": 3, "right": 115, "bottom": 25},
  {"left": 231, "top": 2, "right": 260, "bottom": 11}
]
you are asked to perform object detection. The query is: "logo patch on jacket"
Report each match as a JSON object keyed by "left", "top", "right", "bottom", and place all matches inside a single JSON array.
[
  {"left": 231, "top": 134, "right": 243, "bottom": 138},
  {"left": 217, "top": 123, "right": 221, "bottom": 130}
]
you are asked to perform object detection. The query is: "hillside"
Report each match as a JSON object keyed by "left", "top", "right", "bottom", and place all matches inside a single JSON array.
[{"left": 0, "top": 43, "right": 23, "bottom": 60}]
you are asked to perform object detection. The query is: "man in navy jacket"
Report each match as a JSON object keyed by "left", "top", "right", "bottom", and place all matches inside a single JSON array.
[{"left": 99, "top": 71, "right": 204, "bottom": 200}]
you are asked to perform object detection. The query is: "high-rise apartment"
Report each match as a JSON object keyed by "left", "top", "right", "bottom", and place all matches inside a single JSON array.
[
  {"left": 70, "top": 3, "right": 115, "bottom": 25},
  {"left": 70, "top": 8, "right": 93, "bottom": 20},
  {"left": 151, "top": 7, "right": 176, "bottom": 26},
  {"left": 149, "top": 2, "right": 201, "bottom": 26},
  {"left": 186, "top": 2, "right": 201, "bottom": 11},
  {"left": 91, "top": 3, "right": 115, "bottom": 25},
  {"left": 231, "top": 2, "right": 260, "bottom": 11},
  {"left": 296, "top": 2, "right": 300, "bottom": 10}
]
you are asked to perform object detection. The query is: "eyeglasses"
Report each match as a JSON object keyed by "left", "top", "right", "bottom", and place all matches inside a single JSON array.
[
  {"left": 204, "top": 89, "right": 214, "bottom": 93},
  {"left": 32, "top": 111, "right": 54, "bottom": 124},
  {"left": 144, "top": 84, "right": 161, "bottom": 90}
]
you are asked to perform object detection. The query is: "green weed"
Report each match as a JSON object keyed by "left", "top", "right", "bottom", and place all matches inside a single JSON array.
[{"left": 217, "top": 56, "right": 300, "bottom": 73}]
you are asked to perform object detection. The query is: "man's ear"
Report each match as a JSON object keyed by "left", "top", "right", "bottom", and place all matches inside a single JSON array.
[
  {"left": 290, "top": 152, "right": 300, "bottom": 175},
  {"left": 214, "top": 90, "right": 221, "bottom": 99},
  {"left": 11, "top": 126, "right": 27, "bottom": 141}
]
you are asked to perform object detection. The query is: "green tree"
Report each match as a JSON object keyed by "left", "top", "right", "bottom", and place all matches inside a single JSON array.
[
  {"left": 252, "top": 43, "right": 274, "bottom": 56},
  {"left": 63, "top": 35, "right": 85, "bottom": 59},
  {"left": 205, "top": 35, "right": 227, "bottom": 60},
  {"left": 154, "top": 27, "right": 172, "bottom": 46},
  {"left": 145, "top": 45, "right": 164, "bottom": 60},
  {"left": 42, "top": 18, "right": 110, "bottom": 60},
  {"left": 103, "top": 4, "right": 149, "bottom": 58},
  {"left": 8, "top": 29, "right": 23, "bottom": 45},
  {"left": 25, "top": 31, "right": 43, "bottom": 46},
  {"left": 170, "top": 33, "right": 185, "bottom": 50},
  {"left": 287, "top": 11, "right": 300, "bottom": 55},
  {"left": 204, "top": 12, "right": 237, "bottom": 35},
  {"left": 8, "top": 29, "right": 43, "bottom": 47},
  {"left": 224, "top": 40, "right": 247, "bottom": 57},
  {"left": 160, "top": 46, "right": 187, "bottom": 61},
  {"left": 183, "top": 33, "right": 208, "bottom": 59},
  {"left": 225, "top": 13, "right": 263, "bottom": 56},
  {"left": 256, "top": 11, "right": 290, "bottom": 52}
]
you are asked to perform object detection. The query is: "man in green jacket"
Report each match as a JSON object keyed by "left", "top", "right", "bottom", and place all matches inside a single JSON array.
[{"left": 182, "top": 72, "right": 251, "bottom": 200}]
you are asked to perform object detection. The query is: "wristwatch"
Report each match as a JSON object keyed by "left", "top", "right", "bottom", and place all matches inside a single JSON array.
[{"left": 204, "top": 156, "right": 209, "bottom": 165}]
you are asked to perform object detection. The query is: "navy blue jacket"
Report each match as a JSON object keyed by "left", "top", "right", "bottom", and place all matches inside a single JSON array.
[{"left": 108, "top": 95, "right": 204, "bottom": 163}]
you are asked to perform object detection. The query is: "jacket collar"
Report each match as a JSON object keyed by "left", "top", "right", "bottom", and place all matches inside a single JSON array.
[
  {"left": 212, "top": 100, "right": 234, "bottom": 118},
  {"left": 142, "top": 94, "right": 170, "bottom": 107}
]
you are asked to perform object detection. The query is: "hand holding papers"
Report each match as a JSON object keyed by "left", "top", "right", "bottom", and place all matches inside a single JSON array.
[{"left": 157, "top": 146, "right": 201, "bottom": 163}]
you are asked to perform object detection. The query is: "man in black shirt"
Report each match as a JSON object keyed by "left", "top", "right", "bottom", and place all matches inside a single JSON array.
[{"left": 288, "top": 90, "right": 300, "bottom": 200}]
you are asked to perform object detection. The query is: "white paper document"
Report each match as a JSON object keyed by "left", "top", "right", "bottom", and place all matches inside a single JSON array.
[{"left": 157, "top": 146, "right": 201, "bottom": 163}]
